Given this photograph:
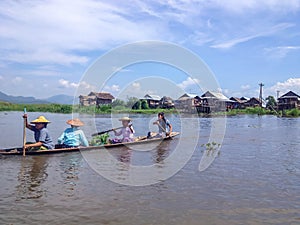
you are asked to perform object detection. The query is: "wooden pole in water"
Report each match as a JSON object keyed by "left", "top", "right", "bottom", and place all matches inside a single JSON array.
[{"left": 23, "top": 108, "right": 27, "bottom": 157}]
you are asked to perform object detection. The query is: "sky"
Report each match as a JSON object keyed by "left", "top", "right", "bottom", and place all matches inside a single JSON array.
[{"left": 0, "top": 0, "right": 300, "bottom": 100}]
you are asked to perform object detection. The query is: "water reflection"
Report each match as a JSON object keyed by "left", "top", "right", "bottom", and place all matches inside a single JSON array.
[
  {"left": 16, "top": 156, "right": 48, "bottom": 200},
  {"left": 59, "top": 154, "right": 83, "bottom": 197},
  {"left": 152, "top": 141, "right": 170, "bottom": 164}
]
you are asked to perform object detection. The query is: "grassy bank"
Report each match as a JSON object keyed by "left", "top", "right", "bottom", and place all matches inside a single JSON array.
[
  {"left": 226, "top": 107, "right": 300, "bottom": 117},
  {"left": 0, "top": 102, "right": 178, "bottom": 115},
  {"left": 281, "top": 108, "right": 300, "bottom": 117},
  {"left": 1, "top": 102, "right": 300, "bottom": 117},
  {"left": 0, "top": 102, "right": 72, "bottom": 113},
  {"left": 226, "top": 107, "right": 278, "bottom": 116},
  {"left": 72, "top": 105, "right": 179, "bottom": 114}
]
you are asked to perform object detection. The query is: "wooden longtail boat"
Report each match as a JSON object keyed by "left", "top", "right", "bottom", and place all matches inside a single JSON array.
[{"left": 0, "top": 132, "right": 179, "bottom": 156}]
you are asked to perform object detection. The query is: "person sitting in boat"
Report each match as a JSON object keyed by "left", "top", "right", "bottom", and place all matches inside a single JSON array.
[
  {"left": 23, "top": 115, "right": 55, "bottom": 150},
  {"left": 152, "top": 112, "right": 172, "bottom": 137},
  {"left": 112, "top": 117, "right": 135, "bottom": 143},
  {"left": 57, "top": 118, "right": 89, "bottom": 148}
]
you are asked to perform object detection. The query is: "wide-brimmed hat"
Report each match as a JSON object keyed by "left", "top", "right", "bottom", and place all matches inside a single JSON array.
[
  {"left": 67, "top": 118, "right": 84, "bottom": 127},
  {"left": 118, "top": 116, "right": 132, "bottom": 122},
  {"left": 31, "top": 116, "right": 51, "bottom": 124}
]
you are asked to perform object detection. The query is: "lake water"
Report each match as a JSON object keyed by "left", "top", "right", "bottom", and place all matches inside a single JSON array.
[{"left": 0, "top": 112, "right": 300, "bottom": 225}]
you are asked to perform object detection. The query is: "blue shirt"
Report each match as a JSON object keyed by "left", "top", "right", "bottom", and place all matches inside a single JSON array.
[
  {"left": 31, "top": 127, "right": 55, "bottom": 149},
  {"left": 58, "top": 127, "right": 89, "bottom": 147}
]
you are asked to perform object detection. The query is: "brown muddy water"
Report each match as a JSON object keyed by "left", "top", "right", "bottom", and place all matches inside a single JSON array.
[{"left": 0, "top": 112, "right": 299, "bottom": 225}]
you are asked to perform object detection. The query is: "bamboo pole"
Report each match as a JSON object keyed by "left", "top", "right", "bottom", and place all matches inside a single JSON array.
[{"left": 23, "top": 108, "right": 27, "bottom": 157}]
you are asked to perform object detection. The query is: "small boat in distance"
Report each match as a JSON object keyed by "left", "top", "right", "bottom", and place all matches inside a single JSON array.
[{"left": 0, "top": 132, "right": 180, "bottom": 156}]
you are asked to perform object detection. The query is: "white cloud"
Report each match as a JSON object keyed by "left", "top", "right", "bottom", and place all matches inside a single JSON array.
[
  {"left": 23, "top": 69, "right": 61, "bottom": 77},
  {"left": 0, "top": 0, "right": 161, "bottom": 66},
  {"left": 116, "top": 81, "right": 162, "bottom": 99},
  {"left": 216, "top": 88, "right": 229, "bottom": 95},
  {"left": 210, "top": 23, "right": 294, "bottom": 49},
  {"left": 266, "top": 78, "right": 300, "bottom": 97},
  {"left": 0, "top": 75, "right": 3, "bottom": 80},
  {"left": 241, "top": 84, "right": 251, "bottom": 90},
  {"left": 264, "top": 46, "right": 300, "bottom": 58},
  {"left": 59, "top": 79, "right": 96, "bottom": 97},
  {"left": 12, "top": 76, "right": 22, "bottom": 84},
  {"left": 132, "top": 82, "right": 141, "bottom": 90},
  {"left": 111, "top": 66, "right": 132, "bottom": 73},
  {"left": 1, "top": 0, "right": 300, "bottom": 99},
  {"left": 104, "top": 84, "right": 120, "bottom": 92},
  {"left": 78, "top": 81, "right": 95, "bottom": 90},
  {"left": 177, "top": 77, "right": 200, "bottom": 90},
  {"left": 210, "top": 0, "right": 300, "bottom": 13},
  {"left": 5, "top": 49, "right": 89, "bottom": 66},
  {"left": 59, "top": 79, "right": 79, "bottom": 88}
]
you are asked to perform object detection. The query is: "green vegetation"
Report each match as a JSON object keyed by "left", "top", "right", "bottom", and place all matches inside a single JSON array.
[
  {"left": 265, "top": 96, "right": 277, "bottom": 110},
  {"left": 0, "top": 101, "right": 178, "bottom": 115},
  {"left": 226, "top": 107, "right": 278, "bottom": 116},
  {"left": 90, "top": 133, "right": 110, "bottom": 146},
  {"left": 1, "top": 101, "right": 300, "bottom": 117},
  {"left": 226, "top": 107, "right": 300, "bottom": 117},
  {"left": 0, "top": 102, "right": 72, "bottom": 113},
  {"left": 281, "top": 108, "right": 300, "bottom": 117},
  {"left": 201, "top": 142, "right": 221, "bottom": 156}
]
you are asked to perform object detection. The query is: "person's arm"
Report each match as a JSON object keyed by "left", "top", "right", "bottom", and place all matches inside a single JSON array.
[
  {"left": 153, "top": 120, "right": 159, "bottom": 125},
  {"left": 114, "top": 128, "right": 122, "bottom": 136},
  {"left": 129, "top": 124, "right": 135, "bottom": 133},
  {"left": 166, "top": 120, "right": 172, "bottom": 136},
  {"left": 22, "top": 114, "right": 34, "bottom": 131},
  {"left": 25, "top": 141, "right": 43, "bottom": 149},
  {"left": 79, "top": 130, "right": 89, "bottom": 147}
]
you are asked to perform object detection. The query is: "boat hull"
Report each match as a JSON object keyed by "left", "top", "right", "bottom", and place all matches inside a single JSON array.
[{"left": 0, "top": 132, "right": 179, "bottom": 156}]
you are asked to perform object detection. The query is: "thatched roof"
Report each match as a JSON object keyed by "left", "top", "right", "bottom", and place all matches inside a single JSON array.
[
  {"left": 88, "top": 92, "right": 98, "bottom": 96},
  {"left": 97, "top": 92, "right": 115, "bottom": 100},
  {"left": 230, "top": 97, "right": 247, "bottom": 103}
]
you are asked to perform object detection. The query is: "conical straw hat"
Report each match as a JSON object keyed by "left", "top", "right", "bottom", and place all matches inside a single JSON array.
[
  {"left": 30, "top": 116, "right": 51, "bottom": 124},
  {"left": 66, "top": 118, "right": 84, "bottom": 126}
]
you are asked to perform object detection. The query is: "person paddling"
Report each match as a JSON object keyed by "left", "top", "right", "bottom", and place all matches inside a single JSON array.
[
  {"left": 153, "top": 112, "right": 172, "bottom": 137},
  {"left": 112, "top": 117, "right": 135, "bottom": 143},
  {"left": 22, "top": 115, "right": 54, "bottom": 150},
  {"left": 57, "top": 118, "right": 89, "bottom": 147}
]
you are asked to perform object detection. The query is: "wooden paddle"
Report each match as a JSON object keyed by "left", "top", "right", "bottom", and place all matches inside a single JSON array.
[
  {"left": 22, "top": 108, "right": 27, "bottom": 156},
  {"left": 92, "top": 126, "right": 123, "bottom": 137}
]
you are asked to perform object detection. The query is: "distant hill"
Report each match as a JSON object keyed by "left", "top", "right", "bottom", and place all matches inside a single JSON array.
[
  {"left": 45, "top": 94, "right": 76, "bottom": 105},
  {"left": 0, "top": 91, "right": 76, "bottom": 105},
  {"left": 0, "top": 91, "right": 49, "bottom": 104}
]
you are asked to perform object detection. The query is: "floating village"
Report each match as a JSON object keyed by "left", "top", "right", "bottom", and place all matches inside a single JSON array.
[{"left": 78, "top": 89, "right": 300, "bottom": 114}]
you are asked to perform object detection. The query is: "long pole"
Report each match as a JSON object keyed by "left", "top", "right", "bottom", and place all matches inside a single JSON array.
[
  {"left": 91, "top": 126, "right": 123, "bottom": 137},
  {"left": 23, "top": 108, "right": 27, "bottom": 157}
]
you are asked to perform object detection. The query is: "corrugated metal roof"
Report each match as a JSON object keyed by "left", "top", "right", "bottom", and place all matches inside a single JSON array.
[
  {"left": 202, "top": 91, "right": 229, "bottom": 100},
  {"left": 143, "top": 94, "right": 161, "bottom": 101},
  {"left": 178, "top": 93, "right": 198, "bottom": 100}
]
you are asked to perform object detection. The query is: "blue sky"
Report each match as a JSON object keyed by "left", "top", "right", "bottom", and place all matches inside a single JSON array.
[{"left": 0, "top": 0, "right": 300, "bottom": 100}]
